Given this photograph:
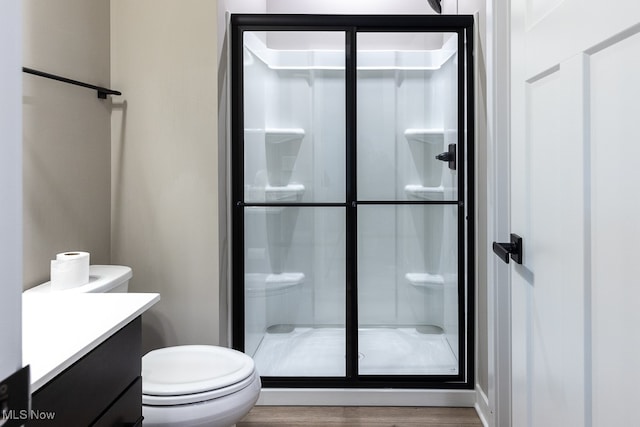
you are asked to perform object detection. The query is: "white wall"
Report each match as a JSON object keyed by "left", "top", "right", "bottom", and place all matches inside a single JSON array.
[
  {"left": 22, "top": 0, "right": 112, "bottom": 289},
  {"left": 111, "top": 0, "right": 219, "bottom": 352},
  {"left": 482, "top": 0, "right": 504, "bottom": 423},
  {"left": 456, "top": 0, "right": 490, "bottom": 414},
  {"left": 217, "top": 0, "right": 269, "bottom": 347},
  {"left": 0, "top": 0, "right": 23, "bottom": 380}
]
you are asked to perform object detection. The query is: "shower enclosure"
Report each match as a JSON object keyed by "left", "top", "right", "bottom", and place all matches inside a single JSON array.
[{"left": 231, "top": 15, "right": 474, "bottom": 388}]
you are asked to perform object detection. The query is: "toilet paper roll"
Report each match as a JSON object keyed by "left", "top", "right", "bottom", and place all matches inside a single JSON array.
[{"left": 50, "top": 251, "right": 90, "bottom": 291}]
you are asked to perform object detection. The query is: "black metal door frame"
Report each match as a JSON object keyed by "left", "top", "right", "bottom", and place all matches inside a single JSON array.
[{"left": 231, "top": 14, "right": 474, "bottom": 389}]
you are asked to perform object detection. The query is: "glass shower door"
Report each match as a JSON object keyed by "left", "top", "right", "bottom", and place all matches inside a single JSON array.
[
  {"left": 356, "top": 32, "right": 462, "bottom": 376},
  {"left": 241, "top": 31, "right": 347, "bottom": 377},
  {"left": 232, "top": 15, "right": 474, "bottom": 388}
]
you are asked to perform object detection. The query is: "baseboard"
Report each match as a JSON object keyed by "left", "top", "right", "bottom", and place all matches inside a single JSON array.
[
  {"left": 256, "top": 388, "right": 477, "bottom": 407},
  {"left": 474, "top": 385, "right": 491, "bottom": 427}
]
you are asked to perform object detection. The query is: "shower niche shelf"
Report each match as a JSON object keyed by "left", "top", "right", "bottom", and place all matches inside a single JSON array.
[
  {"left": 264, "top": 184, "right": 305, "bottom": 202},
  {"left": 265, "top": 129, "right": 305, "bottom": 187},
  {"left": 265, "top": 128, "right": 305, "bottom": 144},
  {"left": 245, "top": 272, "right": 305, "bottom": 296},
  {"left": 245, "top": 184, "right": 305, "bottom": 205},
  {"left": 404, "top": 184, "right": 444, "bottom": 200},
  {"left": 405, "top": 273, "right": 445, "bottom": 289},
  {"left": 403, "top": 128, "right": 445, "bottom": 145}
]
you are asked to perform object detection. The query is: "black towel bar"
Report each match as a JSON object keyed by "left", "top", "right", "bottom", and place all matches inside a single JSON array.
[{"left": 22, "top": 67, "right": 121, "bottom": 99}]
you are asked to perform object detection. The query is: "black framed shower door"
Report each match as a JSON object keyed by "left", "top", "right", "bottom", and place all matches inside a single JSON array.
[{"left": 231, "top": 14, "right": 474, "bottom": 389}]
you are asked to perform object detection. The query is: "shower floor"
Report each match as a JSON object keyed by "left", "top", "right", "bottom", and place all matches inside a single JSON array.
[{"left": 252, "top": 327, "right": 458, "bottom": 377}]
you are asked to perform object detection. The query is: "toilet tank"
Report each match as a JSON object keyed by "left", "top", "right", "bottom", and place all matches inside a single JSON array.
[{"left": 24, "top": 265, "right": 132, "bottom": 294}]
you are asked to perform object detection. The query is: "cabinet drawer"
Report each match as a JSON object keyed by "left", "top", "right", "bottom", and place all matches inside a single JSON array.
[
  {"left": 92, "top": 377, "right": 142, "bottom": 427},
  {"left": 30, "top": 317, "right": 141, "bottom": 426}
]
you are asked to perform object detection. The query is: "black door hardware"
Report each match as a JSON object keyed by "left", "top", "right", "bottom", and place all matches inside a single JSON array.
[
  {"left": 492, "top": 234, "right": 523, "bottom": 264},
  {"left": 436, "top": 143, "right": 456, "bottom": 170}
]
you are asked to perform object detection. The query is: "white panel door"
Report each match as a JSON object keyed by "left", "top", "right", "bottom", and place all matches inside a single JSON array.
[
  {"left": 509, "top": 0, "right": 640, "bottom": 425},
  {"left": 588, "top": 30, "right": 640, "bottom": 426}
]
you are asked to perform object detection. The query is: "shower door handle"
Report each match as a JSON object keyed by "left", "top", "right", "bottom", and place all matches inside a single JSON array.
[
  {"left": 436, "top": 144, "right": 456, "bottom": 170},
  {"left": 493, "top": 234, "right": 523, "bottom": 264}
]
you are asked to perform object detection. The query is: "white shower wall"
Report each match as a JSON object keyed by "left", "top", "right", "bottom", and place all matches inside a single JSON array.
[
  {"left": 356, "top": 34, "right": 460, "bottom": 360},
  {"left": 243, "top": 32, "right": 460, "bottom": 361},
  {"left": 243, "top": 32, "right": 347, "bottom": 355}
]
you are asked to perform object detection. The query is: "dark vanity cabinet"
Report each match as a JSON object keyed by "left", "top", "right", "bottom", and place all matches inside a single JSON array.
[{"left": 29, "top": 317, "right": 143, "bottom": 426}]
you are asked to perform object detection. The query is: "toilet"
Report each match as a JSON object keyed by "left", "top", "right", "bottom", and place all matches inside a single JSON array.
[{"left": 25, "top": 265, "right": 261, "bottom": 427}]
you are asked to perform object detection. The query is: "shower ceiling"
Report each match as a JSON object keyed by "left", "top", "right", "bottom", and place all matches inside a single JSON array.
[{"left": 265, "top": 0, "right": 446, "bottom": 15}]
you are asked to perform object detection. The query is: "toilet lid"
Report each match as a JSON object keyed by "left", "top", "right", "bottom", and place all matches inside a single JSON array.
[{"left": 142, "top": 345, "right": 255, "bottom": 396}]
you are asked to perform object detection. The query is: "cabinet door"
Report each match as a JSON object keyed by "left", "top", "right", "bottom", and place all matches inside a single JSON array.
[{"left": 29, "top": 318, "right": 141, "bottom": 426}]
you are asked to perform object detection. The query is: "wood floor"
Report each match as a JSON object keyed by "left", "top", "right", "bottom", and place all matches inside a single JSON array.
[{"left": 238, "top": 406, "right": 483, "bottom": 426}]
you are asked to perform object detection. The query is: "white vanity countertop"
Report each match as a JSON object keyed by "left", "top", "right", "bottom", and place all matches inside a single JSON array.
[{"left": 22, "top": 292, "right": 160, "bottom": 392}]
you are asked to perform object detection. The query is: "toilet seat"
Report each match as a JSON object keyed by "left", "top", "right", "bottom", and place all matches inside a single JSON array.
[
  {"left": 143, "top": 370, "right": 259, "bottom": 406},
  {"left": 142, "top": 345, "right": 257, "bottom": 406}
]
